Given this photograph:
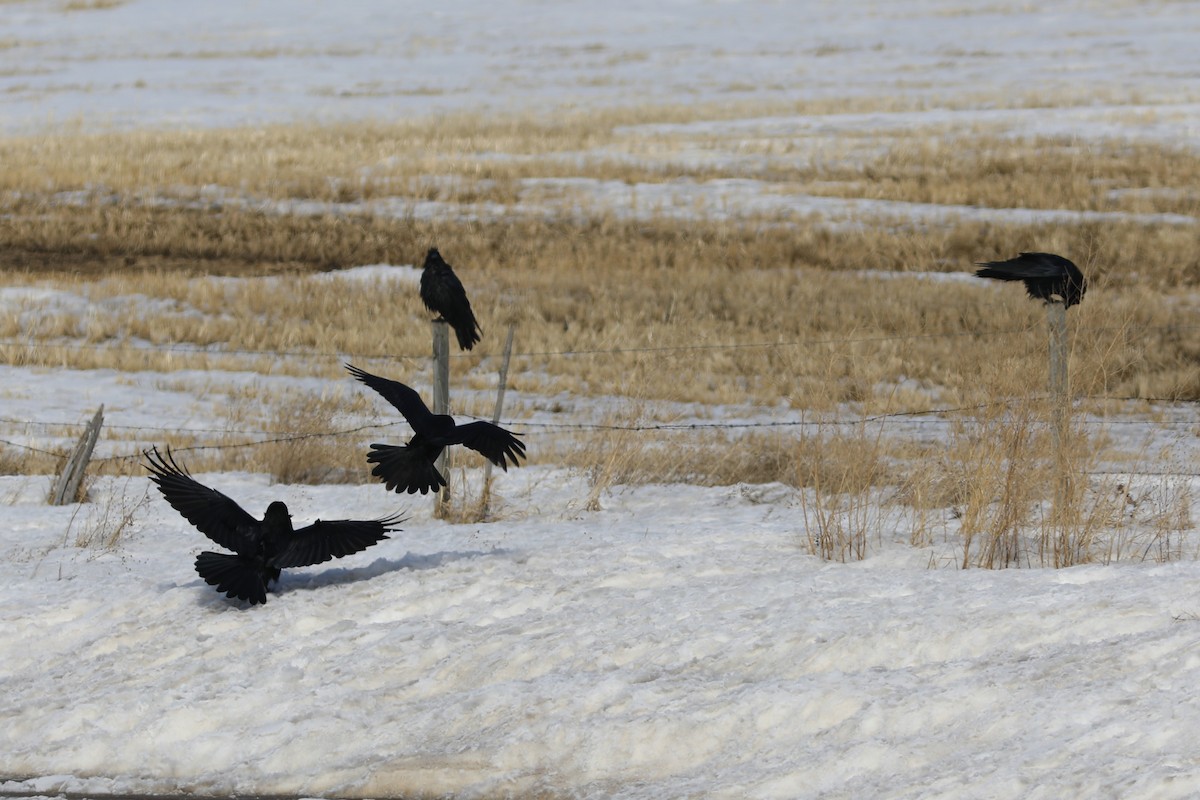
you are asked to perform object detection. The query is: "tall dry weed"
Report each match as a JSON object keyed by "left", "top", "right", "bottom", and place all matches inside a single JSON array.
[
  {"left": 0, "top": 444, "right": 32, "bottom": 475},
  {"left": 1083, "top": 472, "right": 1194, "bottom": 564},
  {"left": 796, "top": 422, "right": 889, "bottom": 562},
  {"left": 257, "top": 390, "right": 372, "bottom": 485},
  {"left": 73, "top": 478, "right": 150, "bottom": 549}
]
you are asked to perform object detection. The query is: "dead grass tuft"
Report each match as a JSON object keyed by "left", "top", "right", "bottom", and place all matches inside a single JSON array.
[
  {"left": 0, "top": 444, "right": 41, "bottom": 475},
  {"left": 565, "top": 417, "right": 891, "bottom": 515},
  {"left": 74, "top": 478, "right": 149, "bottom": 548},
  {"left": 256, "top": 389, "right": 375, "bottom": 485},
  {"left": 797, "top": 422, "right": 890, "bottom": 562}
]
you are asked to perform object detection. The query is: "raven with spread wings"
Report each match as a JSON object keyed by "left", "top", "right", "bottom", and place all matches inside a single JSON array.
[
  {"left": 347, "top": 363, "right": 526, "bottom": 495},
  {"left": 145, "top": 446, "right": 402, "bottom": 605},
  {"left": 975, "top": 252, "right": 1087, "bottom": 308},
  {"left": 420, "top": 248, "right": 483, "bottom": 351}
]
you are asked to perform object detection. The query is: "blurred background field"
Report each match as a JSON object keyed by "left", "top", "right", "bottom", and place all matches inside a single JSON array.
[{"left": 2, "top": 0, "right": 1199, "bottom": 551}]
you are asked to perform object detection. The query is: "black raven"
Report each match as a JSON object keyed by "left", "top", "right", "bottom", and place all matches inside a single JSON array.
[
  {"left": 144, "top": 446, "right": 402, "bottom": 605},
  {"left": 346, "top": 363, "right": 526, "bottom": 495},
  {"left": 420, "top": 247, "right": 482, "bottom": 351},
  {"left": 974, "top": 252, "right": 1087, "bottom": 308}
]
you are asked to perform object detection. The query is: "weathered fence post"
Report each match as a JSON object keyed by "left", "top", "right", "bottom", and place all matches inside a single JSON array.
[
  {"left": 1047, "top": 301, "right": 1070, "bottom": 520},
  {"left": 480, "top": 324, "right": 517, "bottom": 517},
  {"left": 49, "top": 405, "right": 104, "bottom": 505},
  {"left": 432, "top": 320, "right": 451, "bottom": 517}
]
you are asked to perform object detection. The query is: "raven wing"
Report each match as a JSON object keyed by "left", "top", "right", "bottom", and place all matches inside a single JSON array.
[
  {"left": 974, "top": 252, "right": 1075, "bottom": 279},
  {"left": 444, "top": 300, "right": 483, "bottom": 351},
  {"left": 271, "top": 513, "right": 404, "bottom": 568},
  {"left": 446, "top": 421, "right": 527, "bottom": 470},
  {"left": 975, "top": 251, "right": 1085, "bottom": 307},
  {"left": 144, "top": 446, "right": 261, "bottom": 554},
  {"left": 346, "top": 363, "right": 437, "bottom": 433}
]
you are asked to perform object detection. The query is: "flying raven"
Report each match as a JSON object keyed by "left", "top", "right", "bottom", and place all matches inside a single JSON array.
[
  {"left": 974, "top": 252, "right": 1087, "bottom": 308},
  {"left": 144, "top": 446, "right": 402, "bottom": 605},
  {"left": 346, "top": 363, "right": 526, "bottom": 494},
  {"left": 420, "top": 247, "right": 482, "bottom": 351}
]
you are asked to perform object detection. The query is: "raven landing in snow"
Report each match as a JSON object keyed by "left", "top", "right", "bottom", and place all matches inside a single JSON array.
[
  {"left": 144, "top": 447, "right": 402, "bottom": 605},
  {"left": 420, "top": 247, "right": 482, "bottom": 351},
  {"left": 347, "top": 363, "right": 526, "bottom": 495},
  {"left": 975, "top": 252, "right": 1087, "bottom": 308}
]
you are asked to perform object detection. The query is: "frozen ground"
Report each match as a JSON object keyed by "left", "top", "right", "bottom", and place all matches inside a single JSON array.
[{"left": 4, "top": 1, "right": 1200, "bottom": 798}]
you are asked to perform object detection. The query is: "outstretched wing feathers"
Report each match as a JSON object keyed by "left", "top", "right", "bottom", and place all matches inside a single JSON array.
[
  {"left": 348, "top": 363, "right": 528, "bottom": 493},
  {"left": 366, "top": 443, "right": 447, "bottom": 495},
  {"left": 448, "top": 421, "right": 527, "bottom": 469},
  {"left": 147, "top": 446, "right": 402, "bottom": 605},
  {"left": 975, "top": 252, "right": 1072, "bottom": 279},
  {"left": 346, "top": 363, "right": 436, "bottom": 433},
  {"left": 144, "top": 446, "right": 260, "bottom": 554},
  {"left": 272, "top": 513, "right": 405, "bottom": 569}
]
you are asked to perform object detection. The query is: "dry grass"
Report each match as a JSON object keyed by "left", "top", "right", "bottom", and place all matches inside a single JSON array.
[
  {"left": 1, "top": 110, "right": 1197, "bottom": 564},
  {"left": 3, "top": 97, "right": 1197, "bottom": 207},
  {"left": 73, "top": 478, "right": 149, "bottom": 548},
  {"left": 1080, "top": 470, "right": 1194, "bottom": 564},
  {"left": 0, "top": 444, "right": 52, "bottom": 475},
  {"left": 797, "top": 422, "right": 890, "bottom": 562},
  {"left": 949, "top": 400, "right": 1052, "bottom": 569},
  {"left": 799, "top": 137, "right": 1200, "bottom": 217},
  {"left": 2, "top": 210, "right": 1196, "bottom": 408},
  {"left": 563, "top": 418, "right": 893, "bottom": 504},
  {"left": 433, "top": 463, "right": 502, "bottom": 524},
  {"left": 886, "top": 391, "right": 1196, "bottom": 568},
  {"left": 256, "top": 389, "right": 375, "bottom": 485}
]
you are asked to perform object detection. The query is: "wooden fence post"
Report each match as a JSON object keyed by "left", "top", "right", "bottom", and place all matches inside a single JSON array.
[
  {"left": 431, "top": 320, "right": 451, "bottom": 517},
  {"left": 49, "top": 405, "right": 104, "bottom": 505},
  {"left": 480, "top": 324, "right": 517, "bottom": 517},
  {"left": 1047, "top": 301, "right": 1070, "bottom": 520}
]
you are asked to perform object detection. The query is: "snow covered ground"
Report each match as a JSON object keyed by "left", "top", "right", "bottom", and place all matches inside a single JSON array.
[
  {"left": 4, "top": 467, "right": 1200, "bottom": 799},
  {"left": 4, "top": 0, "right": 1200, "bottom": 135},
  {"left": 4, "top": 1, "right": 1200, "bottom": 798}
]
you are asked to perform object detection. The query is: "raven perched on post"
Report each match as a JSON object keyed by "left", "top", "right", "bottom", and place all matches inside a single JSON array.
[
  {"left": 144, "top": 447, "right": 402, "bottom": 605},
  {"left": 974, "top": 252, "right": 1087, "bottom": 308},
  {"left": 420, "top": 248, "right": 482, "bottom": 351},
  {"left": 346, "top": 363, "right": 526, "bottom": 495}
]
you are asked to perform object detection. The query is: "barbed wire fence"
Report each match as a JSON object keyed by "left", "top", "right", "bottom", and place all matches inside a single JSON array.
[
  {"left": 5, "top": 320, "right": 1200, "bottom": 362},
  {"left": 1, "top": 322, "right": 1198, "bottom": 484}
]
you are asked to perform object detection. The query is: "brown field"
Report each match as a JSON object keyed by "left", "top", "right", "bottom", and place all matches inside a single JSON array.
[{"left": 1, "top": 104, "right": 1196, "bottom": 561}]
